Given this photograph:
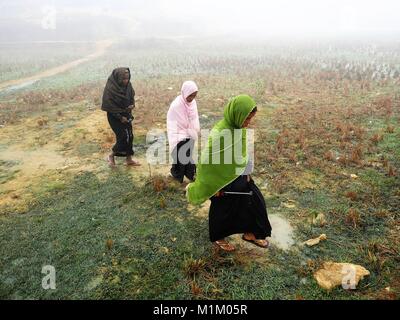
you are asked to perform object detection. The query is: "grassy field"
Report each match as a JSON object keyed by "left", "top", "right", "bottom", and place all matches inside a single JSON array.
[{"left": 0, "top": 39, "right": 399, "bottom": 300}]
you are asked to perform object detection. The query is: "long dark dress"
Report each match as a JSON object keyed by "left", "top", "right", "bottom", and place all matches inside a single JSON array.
[
  {"left": 170, "top": 138, "right": 196, "bottom": 183},
  {"left": 208, "top": 175, "right": 272, "bottom": 242},
  {"left": 101, "top": 68, "right": 135, "bottom": 157},
  {"left": 107, "top": 112, "right": 134, "bottom": 157}
]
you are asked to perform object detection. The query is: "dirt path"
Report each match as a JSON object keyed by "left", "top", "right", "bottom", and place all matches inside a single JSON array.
[{"left": 0, "top": 40, "right": 113, "bottom": 91}]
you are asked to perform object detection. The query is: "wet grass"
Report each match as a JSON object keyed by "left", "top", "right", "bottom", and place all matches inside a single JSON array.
[
  {"left": 0, "top": 169, "right": 379, "bottom": 299},
  {"left": 0, "top": 42, "right": 399, "bottom": 300},
  {"left": 0, "top": 112, "right": 398, "bottom": 299}
]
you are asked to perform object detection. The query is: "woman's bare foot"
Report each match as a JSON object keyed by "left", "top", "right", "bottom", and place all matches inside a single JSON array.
[
  {"left": 214, "top": 239, "right": 236, "bottom": 252},
  {"left": 107, "top": 154, "right": 116, "bottom": 167},
  {"left": 242, "top": 233, "right": 269, "bottom": 248},
  {"left": 126, "top": 156, "right": 141, "bottom": 166}
]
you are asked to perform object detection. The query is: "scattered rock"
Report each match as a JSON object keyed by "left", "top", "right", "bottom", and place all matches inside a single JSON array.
[
  {"left": 312, "top": 213, "right": 327, "bottom": 227},
  {"left": 350, "top": 174, "right": 358, "bottom": 179},
  {"left": 283, "top": 202, "right": 296, "bottom": 209},
  {"left": 314, "top": 262, "right": 370, "bottom": 290},
  {"left": 304, "top": 234, "right": 327, "bottom": 247}
]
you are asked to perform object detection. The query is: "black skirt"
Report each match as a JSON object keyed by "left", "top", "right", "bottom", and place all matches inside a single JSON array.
[
  {"left": 208, "top": 176, "right": 272, "bottom": 242},
  {"left": 107, "top": 112, "right": 134, "bottom": 157},
  {"left": 170, "top": 138, "right": 196, "bottom": 183}
]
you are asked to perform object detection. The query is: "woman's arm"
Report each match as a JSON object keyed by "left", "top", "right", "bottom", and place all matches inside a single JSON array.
[
  {"left": 109, "top": 113, "right": 129, "bottom": 123},
  {"left": 186, "top": 110, "right": 201, "bottom": 139},
  {"left": 110, "top": 112, "right": 123, "bottom": 120},
  {"left": 128, "top": 96, "right": 135, "bottom": 110}
]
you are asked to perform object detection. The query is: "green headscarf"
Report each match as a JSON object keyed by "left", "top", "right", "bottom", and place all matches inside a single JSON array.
[{"left": 187, "top": 95, "right": 256, "bottom": 205}]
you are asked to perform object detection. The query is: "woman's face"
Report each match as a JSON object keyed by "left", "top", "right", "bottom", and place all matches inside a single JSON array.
[
  {"left": 242, "top": 111, "right": 256, "bottom": 128},
  {"left": 186, "top": 91, "right": 198, "bottom": 103},
  {"left": 120, "top": 70, "right": 130, "bottom": 86}
]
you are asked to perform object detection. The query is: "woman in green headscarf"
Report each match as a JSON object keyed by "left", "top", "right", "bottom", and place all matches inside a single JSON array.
[{"left": 187, "top": 95, "right": 272, "bottom": 252}]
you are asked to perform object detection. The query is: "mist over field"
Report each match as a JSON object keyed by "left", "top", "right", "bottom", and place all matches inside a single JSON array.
[
  {"left": 1, "top": 0, "right": 400, "bottom": 41},
  {"left": 0, "top": 0, "right": 399, "bottom": 301}
]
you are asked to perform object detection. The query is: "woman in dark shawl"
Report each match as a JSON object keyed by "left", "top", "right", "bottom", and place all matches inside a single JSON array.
[
  {"left": 187, "top": 95, "right": 272, "bottom": 252},
  {"left": 101, "top": 68, "right": 141, "bottom": 167}
]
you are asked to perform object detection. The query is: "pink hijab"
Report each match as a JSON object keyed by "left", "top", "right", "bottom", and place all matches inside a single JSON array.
[{"left": 167, "top": 81, "right": 200, "bottom": 153}]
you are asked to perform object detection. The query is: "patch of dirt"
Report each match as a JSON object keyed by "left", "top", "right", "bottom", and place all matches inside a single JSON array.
[
  {"left": 0, "top": 144, "right": 67, "bottom": 210},
  {"left": 57, "top": 109, "right": 110, "bottom": 149},
  {"left": 0, "top": 140, "right": 100, "bottom": 210},
  {"left": 0, "top": 145, "right": 67, "bottom": 190}
]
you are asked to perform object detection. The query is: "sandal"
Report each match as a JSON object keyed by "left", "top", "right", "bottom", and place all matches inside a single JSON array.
[
  {"left": 214, "top": 240, "right": 236, "bottom": 252},
  {"left": 242, "top": 235, "right": 269, "bottom": 249}
]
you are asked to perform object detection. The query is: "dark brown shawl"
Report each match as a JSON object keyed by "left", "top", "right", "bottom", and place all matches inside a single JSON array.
[{"left": 101, "top": 68, "right": 135, "bottom": 113}]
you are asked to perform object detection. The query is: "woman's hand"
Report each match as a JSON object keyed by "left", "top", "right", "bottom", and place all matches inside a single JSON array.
[
  {"left": 121, "top": 116, "right": 129, "bottom": 124},
  {"left": 127, "top": 105, "right": 135, "bottom": 111}
]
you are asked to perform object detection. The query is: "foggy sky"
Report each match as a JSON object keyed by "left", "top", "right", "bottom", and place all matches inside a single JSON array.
[{"left": 1, "top": 0, "right": 400, "bottom": 42}]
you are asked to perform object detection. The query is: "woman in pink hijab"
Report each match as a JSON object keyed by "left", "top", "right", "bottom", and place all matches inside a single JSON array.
[{"left": 167, "top": 81, "right": 200, "bottom": 184}]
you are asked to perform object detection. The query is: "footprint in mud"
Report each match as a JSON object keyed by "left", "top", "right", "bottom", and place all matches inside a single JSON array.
[
  {"left": 186, "top": 199, "right": 295, "bottom": 258},
  {"left": 225, "top": 214, "right": 295, "bottom": 261},
  {"left": 268, "top": 214, "right": 295, "bottom": 250},
  {"left": 229, "top": 214, "right": 294, "bottom": 249}
]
